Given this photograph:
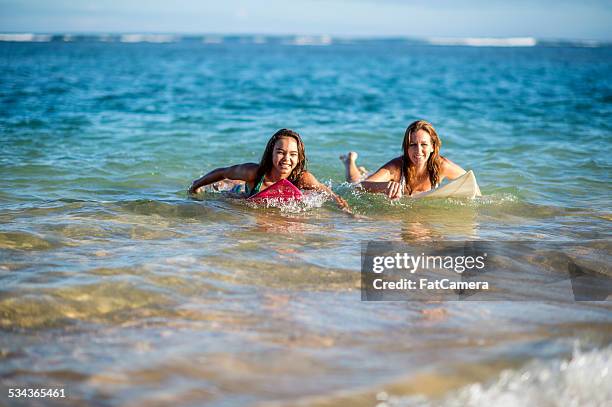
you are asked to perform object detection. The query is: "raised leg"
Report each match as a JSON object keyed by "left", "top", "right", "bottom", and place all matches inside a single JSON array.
[{"left": 339, "top": 152, "right": 364, "bottom": 183}]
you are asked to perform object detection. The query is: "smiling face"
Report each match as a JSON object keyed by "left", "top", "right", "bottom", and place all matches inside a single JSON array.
[
  {"left": 256, "top": 129, "right": 307, "bottom": 184},
  {"left": 407, "top": 129, "right": 434, "bottom": 166},
  {"left": 271, "top": 137, "right": 299, "bottom": 177}
]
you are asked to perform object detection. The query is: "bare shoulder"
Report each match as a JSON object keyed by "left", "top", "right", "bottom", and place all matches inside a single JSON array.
[
  {"left": 240, "top": 162, "right": 259, "bottom": 171},
  {"left": 298, "top": 170, "right": 319, "bottom": 187},
  {"left": 439, "top": 156, "right": 458, "bottom": 170},
  {"left": 381, "top": 156, "right": 404, "bottom": 179},
  {"left": 383, "top": 156, "right": 403, "bottom": 170},
  {"left": 363, "top": 156, "right": 403, "bottom": 183},
  {"left": 439, "top": 156, "right": 466, "bottom": 180}
]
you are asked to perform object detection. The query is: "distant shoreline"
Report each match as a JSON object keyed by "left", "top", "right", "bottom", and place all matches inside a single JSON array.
[{"left": 0, "top": 33, "right": 608, "bottom": 48}]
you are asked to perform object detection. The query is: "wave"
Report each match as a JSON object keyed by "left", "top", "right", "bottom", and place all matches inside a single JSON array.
[
  {"left": 283, "top": 35, "right": 333, "bottom": 46},
  {"left": 0, "top": 34, "right": 607, "bottom": 48},
  {"left": 119, "top": 34, "right": 177, "bottom": 43},
  {"left": 0, "top": 33, "right": 51, "bottom": 42},
  {"left": 426, "top": 37, "right": 537, "bottom": 47},
  {"left": 380, "top": 344, "right": 612, "bottom": 407}
]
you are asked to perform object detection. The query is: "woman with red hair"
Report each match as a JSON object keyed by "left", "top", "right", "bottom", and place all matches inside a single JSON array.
[{"left": 340, "top": 120, "right": 468, "bottom": 199}]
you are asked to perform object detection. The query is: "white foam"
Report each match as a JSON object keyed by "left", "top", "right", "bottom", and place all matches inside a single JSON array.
[
  {"left": 0, "top": 33, "right": 51, "bottom": 42},
  {"left": 382, "top": 345, "right": 612, "bottom": 407},
  {"left": 243, "top": 191, "right": 327, "bottom": 213},
  {"left": 286, "top": 35, "right": 332, "bottom": 46},
  {"left": 427, "top": 37, "right": 537, "bottom": 47},
  {"left": 119, "top": 34, "right": 177, "bottom": 43}
]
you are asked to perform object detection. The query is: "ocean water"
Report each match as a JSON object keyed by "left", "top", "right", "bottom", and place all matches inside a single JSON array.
[{"left": 0, "top": 37, "right": 611, "bottom": 406}]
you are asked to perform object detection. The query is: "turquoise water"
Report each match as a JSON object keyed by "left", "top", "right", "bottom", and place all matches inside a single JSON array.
[{"left": 1, "top": 38, "right": 611, "bottom": 406}]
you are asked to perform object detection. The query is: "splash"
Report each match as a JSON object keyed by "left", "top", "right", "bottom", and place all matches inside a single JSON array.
[
  {"left": 378, "top": 344, "right": 612, "bottom": 407},
  {"left": 337, "top": 182, "right": 521, "bottom": 213},
  {"left": 243, "top": 190, "right": 328, "bottom": 213}
]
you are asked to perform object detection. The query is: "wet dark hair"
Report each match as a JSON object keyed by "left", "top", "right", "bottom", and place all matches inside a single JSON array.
[
  {"left": 255, "top": 129, "right": 308, "bottom": 184},
  {"left": 401, "top": 120, "right": 442, "bottom": 193}
]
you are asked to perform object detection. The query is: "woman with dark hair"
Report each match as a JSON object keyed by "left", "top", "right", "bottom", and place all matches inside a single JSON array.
[
  {"left": 189, "top": 129, "right": 349, "bottom": 209},
  {"left": 340, "top": 120, "right": 470, "bottom": 199}
]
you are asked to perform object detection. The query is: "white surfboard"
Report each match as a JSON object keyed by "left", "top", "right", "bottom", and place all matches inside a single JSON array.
[{"left": 412, "top": 170, "right": 481, "bottom": 199}]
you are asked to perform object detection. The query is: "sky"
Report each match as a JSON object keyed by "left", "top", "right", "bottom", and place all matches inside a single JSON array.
[{"left": 0, "top": 0, "right": 611, "bottom": 40}]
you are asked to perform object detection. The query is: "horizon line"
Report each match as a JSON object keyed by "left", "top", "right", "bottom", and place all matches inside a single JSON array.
[{"left": 0, "top": 31, "right": 610, "bottom": 43}]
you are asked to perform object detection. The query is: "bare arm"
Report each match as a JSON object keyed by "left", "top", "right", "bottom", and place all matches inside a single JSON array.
[
  {"left": 440, "top": 157, "right": 466, "bottom": 181},
  {"left": 359, "top": 157, "right": 403, "bottom": 200},
  {"left": 189, "top": 163, "right": 258, "bottom": 194},
  {"left": 299, "top": 171, "right": 351, "bottom": 212}
]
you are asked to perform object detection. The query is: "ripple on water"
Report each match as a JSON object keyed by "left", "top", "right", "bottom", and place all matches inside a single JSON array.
[
  {"left": 119, "top": 199, "right": 247, "bottom": 223},
  {"left": 0, "top": 282, "right": 173, "bottom": 329},
  {"left": 0, "top": 231, "right": 61, "bottom": 251},
  {"left": 206, "top": 254, "right": 358, "bottom": 291},
  {"left": 47, "top": 223, "right": 114, "bottom": 241}
]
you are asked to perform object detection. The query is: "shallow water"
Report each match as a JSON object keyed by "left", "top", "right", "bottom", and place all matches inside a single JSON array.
[{"left": 0, "top": 38, "right": 611, "bottom": 406}]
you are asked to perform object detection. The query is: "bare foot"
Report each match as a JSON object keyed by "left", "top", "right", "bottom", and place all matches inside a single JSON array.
[
  {"left": 340, "top": 152, "right": 364, "bottom": 183},
  {"left": 339, "top": 151, "right": 358, "bottom": 164}
]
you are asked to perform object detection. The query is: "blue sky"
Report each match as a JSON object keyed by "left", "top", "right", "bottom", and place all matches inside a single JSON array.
[{"left": 1, "top": 0, "right": 611, "bottom": 40}]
